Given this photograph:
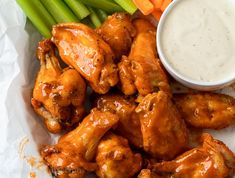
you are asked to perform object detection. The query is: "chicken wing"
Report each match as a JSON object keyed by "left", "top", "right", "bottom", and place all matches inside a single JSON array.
[
  {"left": 96, "top": 94, "right": 143, "bottom": 148},
  {"left": 52, "top": 23, "right": 119, "bottom": 94},
  {"left": 135, "top": 91, "right": 188, "bottom": 160},
  {"left": 31, "top": 39, "right": 86, "bottom": 133},
  {"left": 118, "top": 19, "right": 171, "bottom": 97},
  {"left": 41, "top": 109, "right": 119, "bottom": 178},
  {"left": 96, "top": 13, "right": 136, "bottom": 62},
  {"left": 96, "top": 132, "right": 142, "bottom": 178},
  {"left": 173, "top": 93, "right": 235, "bottom": 129},
  {"left": 151, "top": 133, "right": 235, "bottom": 178}
]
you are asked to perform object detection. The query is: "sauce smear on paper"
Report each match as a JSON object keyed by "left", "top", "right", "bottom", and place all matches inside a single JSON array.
[{"left": 29, "top": 172, "right": 36, "bottom": 178}]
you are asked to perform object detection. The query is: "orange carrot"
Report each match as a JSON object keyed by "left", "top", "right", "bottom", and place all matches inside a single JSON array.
[
  {"left": 150, "top": 0, "right": 163, "bottom": 9},
  {"left": 133, "top": 0, "right": 155, "bottom": 15},
  {"left": 160, "top": 0, "right": 172, "bottom": 12},
  {"left": 152, "top": 9, "right": 162, "bottom": 21}
]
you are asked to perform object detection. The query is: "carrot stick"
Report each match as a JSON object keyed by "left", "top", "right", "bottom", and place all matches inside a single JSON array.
[
  {"left": 160, "top": 0, "right": 172, "bottom": 12},
  {"left": 150, "top": 0, "right": 163, "bottom": 9},
  {"left": 152, "top": 9, "right": 162, "bottom": 21},
  {"left": 132, "top": 0, "right": 154, "bottom": 15}
]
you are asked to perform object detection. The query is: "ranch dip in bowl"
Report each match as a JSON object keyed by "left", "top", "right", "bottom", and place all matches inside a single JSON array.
[{"left": 157, "top": 0, "right": 235, "bottom": 90}]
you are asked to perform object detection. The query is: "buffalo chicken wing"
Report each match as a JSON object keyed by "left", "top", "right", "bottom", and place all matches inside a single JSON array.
[
  {"left": 52, "top": 23, "right": 119, "bottom": 94},
  {"left": 136, "top": 91, "right": 188, "bottom": 160},
  {"left": 96, "top": 13, "right": 136, "bottom": 62},
  {"left": 96, "top": 132, "right": 142, "bottom": 178},
  {"left": 96, "top": 94, "right": 143, "bottom": 148},
  {"left": 31, "top": 39, "right": 86, "bottom": 133},
  {"left": 151, "top": 133, "right": 235, "bottom": 178},
  {"left": 118, "top": 19, "right": 171, "bottom": 97},
  {"left": 41, "top": 109, "right": 119, "bottom": 178},
  {"left": 174, "top": 93, "right": 235, "bottom": 129}
]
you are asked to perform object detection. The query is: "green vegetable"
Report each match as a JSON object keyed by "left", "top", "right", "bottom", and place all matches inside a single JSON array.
[
  {"left": 16, "top": 0, "right": 56, "bottom": 38},
  {"left": 80, "top": 0, "right": 124, "bottom": 14},
  {"left": 40, "top": 0, "right": 79, "bottom": 23},
  {"left": 88, "top": 7, "right": 102, "bottom": 28},
  {"left": 81, "top": 17, "right": 95, "bottom": 28},
  {"left": 96, "top": 9, "right": 108, "bottom": 22},
  {"left": 113, "top": 0, "right": 137, "bottom": 14},
  {"left": 64, "top": 0, "right": 90, "bottom": 20}
]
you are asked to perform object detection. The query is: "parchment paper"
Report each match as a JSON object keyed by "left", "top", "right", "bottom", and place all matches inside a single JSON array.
[{"left": 0, "top": 0, "right": 235, "bottom": 177}]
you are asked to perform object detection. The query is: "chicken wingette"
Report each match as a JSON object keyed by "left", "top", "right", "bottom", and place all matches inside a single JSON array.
[
  {"left": 96, "top": 13, "right": 136, "bottom": 62},
  {"left": 31, "top": 39, "right": 86, "bottom": 133},
  {"left": 118, "top": 19, "right": 171, "bottom": 97},
  {"left": 96, "top": 132, "right": 142, "bottom": 178},
  {"left": 41, "top": 109, "right": 119, "bottom": 178},
  {"left": 151, "top": 133, "right": 235, "bottom": 178},
  {"left": 174, "top": 93, "right": 235, "bottom": 129},
  {"left": 52, "top": 23, "right": 119, "bottom": 94},
  {"left": 136, "top": 91, "right": 188, "bottom": 160}
]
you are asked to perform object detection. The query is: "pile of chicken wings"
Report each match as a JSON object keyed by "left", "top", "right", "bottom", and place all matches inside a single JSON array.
[{"left": 31, "top": 13, "right": 235, "bottom": 178}]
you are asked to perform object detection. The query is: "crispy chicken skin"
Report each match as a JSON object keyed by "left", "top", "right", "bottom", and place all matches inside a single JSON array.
[
  {"left": 135, "top": 91, "right": 188, "bottom": 160},
  {"left": 133, "top": 19, "right": 157, "bottom": 34},
  {"left": 41, "top": 109, "right": 119, "bottom": 178},
  {"left": 138, "top": 169, "right": 160, "bottom": 178},
  {"left": 96, "top": 132, "right": 142, "bottom": 178},
  {"left": 96, "top": 94, "right": 143, "bottom": 148},
  {"left": 151, "top": 133, "right": 235, "bottom": 178},
  {"left": 31, "top": 39, "right": 86, "bottom": 133},
  {"left": 51, "top": 23, "right": 119, "bottom": 94},
  {"left": 173, "top": 93, "right": 235, "bottom": 129},
  {"left": 96, "top": 13, "right": 136, "bottom": 62},
  {"left": 118, "top": 19, "right": 171, "bottom": 97}
]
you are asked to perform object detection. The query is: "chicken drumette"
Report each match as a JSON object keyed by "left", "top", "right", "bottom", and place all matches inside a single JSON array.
[
  {"left": 96, "top": 12, "right": 136, "bottom": 62},
  {"left": 96, "top": 94, "right": 143, "bottom": 148},
  {"left": 96, "top": 132, "right": 142, "bottom": 178},
  {"left": 52, "top": 23, "right": 119, "bottom": 94},
  {"left": 136, "top": 91, "right": 188, "bottom": 160},
  {"left": 31, "top": 39, "right": 86, "bottom": 133},
  {"left": 151, "top": 133, "right": 235, "bottom": 178},
  {"left": 173, "top": 93, "right": 235, "bottom": 129},
  {"left": 118, "top": 19, "right": 171, "bottom": 97},
  {"left": 41, "top": 109, "right": 119, "bottom": 178}
]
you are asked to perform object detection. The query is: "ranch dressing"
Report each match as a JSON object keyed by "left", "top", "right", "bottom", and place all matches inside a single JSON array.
[{"left": 161, "top": 0, "right": 235, "bottom": 82}]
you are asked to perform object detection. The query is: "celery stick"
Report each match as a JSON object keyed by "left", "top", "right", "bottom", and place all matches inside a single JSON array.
[
  {"left": 87, "top": 7, "right": 102, "bottom": 28},
  {"left": 16, "top": 0, "right": 55, "bottom": 38},
  {"left": 64, "top": 0, "right": 90, "bottom": 20},
  {"left": 80, "top": 0, "right": 124, "bottom": 14},
  {"left": 96, "top": 9, "right": 108, "bottom": 22},
  {"left": 40, "top": 0, "right": 79, "bottom": 23},
  {"left": 29, "top": 0, "right": 56, "bottom": 27},
  {"left": 113, "top": 0, "right": 137, "bottom": 14}
]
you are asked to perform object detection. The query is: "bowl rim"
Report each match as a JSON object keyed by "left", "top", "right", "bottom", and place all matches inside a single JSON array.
[{"left": 156, "top": 0, "right": 235, "bottom": 89}]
